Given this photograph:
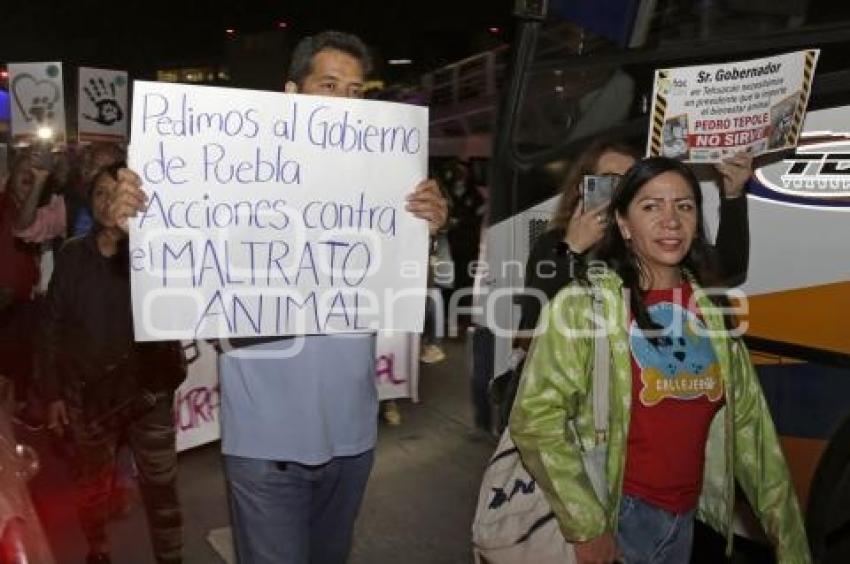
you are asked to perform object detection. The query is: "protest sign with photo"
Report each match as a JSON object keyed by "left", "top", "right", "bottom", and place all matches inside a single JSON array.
[
  {"left": 128, "top": 81, "right": 430, "bottom": 341},
  {"left": 647, "top": 49, "right": 819, "bottom": 163},
  {"left": 8, "top": 62, "right": 67, "bottom": 144},
  {"left": 78, "top": 67, "right": 129, "bottom": 143}
]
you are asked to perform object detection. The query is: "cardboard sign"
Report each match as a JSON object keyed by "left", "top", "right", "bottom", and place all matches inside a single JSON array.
[
  {"left": 128, "top": 81, "right": 430, "bottom": 341},
  {"left": 78, "top": 67, "right": 129, "bottom": 143},
  {"left": 647, "top": 49, "right": 819, "bottom": 163},
  {"left": 8, "top": 62, "right": 67, "bottom": 144}
]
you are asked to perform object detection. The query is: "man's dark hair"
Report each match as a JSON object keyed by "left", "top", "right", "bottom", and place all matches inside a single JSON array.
[{"left": 287, "top": 31, "right": 373, "bottom": 86}]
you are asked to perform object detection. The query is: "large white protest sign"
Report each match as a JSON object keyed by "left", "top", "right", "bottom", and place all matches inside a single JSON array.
[
  {"left": 8, "top": 62, "right": 66, "bottom": 144},
  {"left": 647, "top": 49, "right": 819, "bottom": 163},
  {"left": 173, "top": 334, "right": 420, "bottom": 452},
  {"left": 129, "top": 81, "right": 430, "bottom": 341},
  {"left": 78, "top": 67, "right": 129, "bottom": 143}
]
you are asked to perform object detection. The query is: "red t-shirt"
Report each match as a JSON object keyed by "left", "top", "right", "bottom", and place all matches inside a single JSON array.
[
  {"left": 0, "top": 191, "right": 39, "bottom": 303},
  {"left": 622, "top": 282, "right": 724, "bottom": 514}
]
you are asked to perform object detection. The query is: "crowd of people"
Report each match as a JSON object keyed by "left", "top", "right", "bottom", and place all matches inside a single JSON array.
[
  {"left": 0, "top": 27, "right": 812, "bottom": 564},
  {"left": 1, "top": 139, "right": 186, "bottom": 563},
  {"left": 1, "top": 30, "right": 449, "bottom": 564}
]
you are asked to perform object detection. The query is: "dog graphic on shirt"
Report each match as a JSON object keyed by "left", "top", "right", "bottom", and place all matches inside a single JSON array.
[{"left": 630, "top": 302, "right": 723, "bottom": 407}]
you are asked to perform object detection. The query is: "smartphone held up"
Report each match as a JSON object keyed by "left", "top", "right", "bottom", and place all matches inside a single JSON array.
[{"left": 581, "top": 174, "right": 620, "bottom": 213}]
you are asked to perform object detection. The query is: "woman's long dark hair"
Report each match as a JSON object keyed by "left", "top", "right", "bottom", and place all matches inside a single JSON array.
[
  {"left": 549, "top": 139, "right": 641, "bottom": 231},
  {"left": 592, "top": 157, "right": 732, "bottom": 334}
]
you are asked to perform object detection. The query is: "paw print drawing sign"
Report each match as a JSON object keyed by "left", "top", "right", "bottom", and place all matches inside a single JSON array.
[
  {"left": 29, "top": 95, "right": 56, "bottom": 122},
  {"left": 82, "top": 77, "right": 125, "bottom": 126},
  {"left": 11, "top": 74, "right": 60, "bottom": 123}
]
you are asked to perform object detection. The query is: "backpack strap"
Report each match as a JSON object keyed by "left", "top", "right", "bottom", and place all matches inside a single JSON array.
[{"left": 590, "top": 287, "right": 610, "bottom": 444}]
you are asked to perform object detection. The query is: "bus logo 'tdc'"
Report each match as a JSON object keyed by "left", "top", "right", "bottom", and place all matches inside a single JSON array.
[{"left": 756, "top": 133, "right": 850, "bottom": 199}]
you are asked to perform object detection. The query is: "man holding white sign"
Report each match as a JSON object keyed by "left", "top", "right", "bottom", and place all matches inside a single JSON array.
[{"left": 106, "top": 31, "right": 447, "bottom": 564}]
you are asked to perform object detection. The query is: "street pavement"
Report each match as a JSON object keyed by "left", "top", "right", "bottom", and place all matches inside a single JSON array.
[{"left": 25, "top": 338, "right": 496, "bottom": 563}]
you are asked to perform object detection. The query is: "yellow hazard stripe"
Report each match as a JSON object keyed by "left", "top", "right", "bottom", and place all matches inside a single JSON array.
[
  {"left": 649, "top": 70, "right": 669, "bottom": 156},
  {"left": 788, "top": 50, "right": 818, "bottom": 145}
]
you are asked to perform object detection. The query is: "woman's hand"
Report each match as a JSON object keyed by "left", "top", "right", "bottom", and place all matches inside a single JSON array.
[
  {"left": 715, "top": 151, "right": 753, "bottom": 199},
  {"left": 565, "top": 201, "right": 609, "bottom": 254},
  {"left": 574, "top": 531, "right": 622, "bottom": 563}
]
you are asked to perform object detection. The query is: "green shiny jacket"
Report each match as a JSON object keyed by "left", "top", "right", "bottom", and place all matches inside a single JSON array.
[{"left": 509, "top": 271, "right": 811, "bottom": 563}]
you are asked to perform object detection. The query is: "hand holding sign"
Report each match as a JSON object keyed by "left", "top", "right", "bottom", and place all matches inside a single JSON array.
[
  {"left": 105, "top": 168, "right": 147, "bottom": 230},
  {"left": 715, "top": 150, "right": 753, "bottom": 199},
  {"left": 405, "top": 178, "right": 448, "bottom": 235}
]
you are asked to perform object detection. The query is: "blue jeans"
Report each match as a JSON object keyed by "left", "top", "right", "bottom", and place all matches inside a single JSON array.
[
  {"left": 224, "top": 451, "right": 374, "bottom": 564},
  {"left": 616, "top": 494, "right": 696, "bottom": 564}
]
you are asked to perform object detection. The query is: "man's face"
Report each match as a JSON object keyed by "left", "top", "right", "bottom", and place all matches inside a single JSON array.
[{"left": 299, "top": 48, "right": 366, "bottom": 99}]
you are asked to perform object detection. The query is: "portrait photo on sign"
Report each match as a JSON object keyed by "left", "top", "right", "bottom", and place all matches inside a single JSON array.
[
  {"left": 662, "top": 113, "right": 689, "bottom": 160},
  {"left": 769, "top": 91, "right": 801, "bottom": 149}
]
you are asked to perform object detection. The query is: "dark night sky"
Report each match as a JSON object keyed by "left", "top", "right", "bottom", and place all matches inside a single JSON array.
[{"left": 1, "top": 0, "right": 514, "bottom": 78}]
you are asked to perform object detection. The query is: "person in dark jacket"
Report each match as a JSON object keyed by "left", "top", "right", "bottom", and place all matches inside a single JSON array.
[{"left": 42, "top": 163, "right": 184, "bottom": 564}]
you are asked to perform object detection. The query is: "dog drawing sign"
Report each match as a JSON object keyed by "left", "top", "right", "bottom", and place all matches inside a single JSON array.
[
  {"left": 78, "top": 67, "right": 129, "bottom": 143},
  {"left": 8, "top": 62, "right": 67, "bottom": 143}
]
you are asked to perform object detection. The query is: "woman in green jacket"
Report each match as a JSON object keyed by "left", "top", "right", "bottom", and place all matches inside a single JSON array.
[{"left": 510, "top": 157, "right": 809, "bottom": 564}]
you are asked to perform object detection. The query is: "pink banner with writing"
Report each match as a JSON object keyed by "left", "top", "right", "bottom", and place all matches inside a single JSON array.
[{"left": 173, "top": 335, "right": 420, "bottom": 452}]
